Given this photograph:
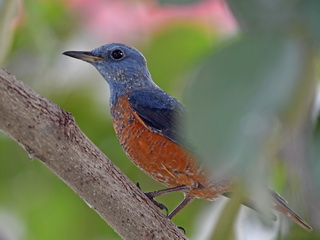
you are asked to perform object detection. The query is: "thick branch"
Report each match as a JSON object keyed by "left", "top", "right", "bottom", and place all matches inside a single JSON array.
[{"left": 0, "top": 68, "right": 187, "bottom": 240}]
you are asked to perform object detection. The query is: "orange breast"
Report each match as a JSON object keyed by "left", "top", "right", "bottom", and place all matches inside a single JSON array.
[{"left": 110, "top": 95, "right": 230, "bottom": 200}]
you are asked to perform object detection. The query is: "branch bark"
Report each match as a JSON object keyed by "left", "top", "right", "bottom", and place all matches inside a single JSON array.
[{"left": 0, "top": 68, "right": 188, "bottom": 240}]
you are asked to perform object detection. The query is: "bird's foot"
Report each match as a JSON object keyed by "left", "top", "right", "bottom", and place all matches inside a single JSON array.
[
  {"left": 177, "top": 226, "right": 186, "bottom": 234},
  {"left": 136, "top": 182, "right": 190, "bottom": 234},
  {"left": 136, "top": 182, "right": 169, "bottom": 216}
]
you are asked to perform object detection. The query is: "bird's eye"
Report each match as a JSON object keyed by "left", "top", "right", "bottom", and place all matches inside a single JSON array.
[{"left": 110, "top": 49, "right": 124, "bottom": 60}]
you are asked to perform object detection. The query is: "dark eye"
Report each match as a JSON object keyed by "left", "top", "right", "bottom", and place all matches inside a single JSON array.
[{"left": 110, "top": 49, "right": 124, "bottom": 60}]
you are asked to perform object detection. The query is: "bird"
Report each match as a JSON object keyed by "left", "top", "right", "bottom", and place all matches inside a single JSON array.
[{"left": 63, "top": 43, "right": 313, "bottom": 232}]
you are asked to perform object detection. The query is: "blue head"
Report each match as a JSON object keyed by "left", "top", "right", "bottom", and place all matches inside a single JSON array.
[{"left": 63, "top": 43, "right": 155, "bottom": 101}]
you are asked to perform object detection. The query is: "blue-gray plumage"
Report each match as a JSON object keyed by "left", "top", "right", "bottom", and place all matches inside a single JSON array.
[
  {"left": 128, "top": 88, "right": 186, "bottom": 146},
  {"left": 91, "top": 43, "right": 155, "bottom": 105}
]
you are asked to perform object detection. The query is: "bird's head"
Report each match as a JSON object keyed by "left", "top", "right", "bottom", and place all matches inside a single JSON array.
[{"left": 63, "top": 43, "right": 154, "bottom": 95}]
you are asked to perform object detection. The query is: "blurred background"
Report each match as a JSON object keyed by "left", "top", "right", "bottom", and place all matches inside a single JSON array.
[{"left": 0, "top": 0, "right": 319, "bottom": 239}]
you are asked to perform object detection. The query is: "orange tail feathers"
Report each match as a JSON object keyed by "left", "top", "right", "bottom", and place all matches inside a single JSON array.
[{"left": 270, "top": 190, "right": 313, "bottom": 232}]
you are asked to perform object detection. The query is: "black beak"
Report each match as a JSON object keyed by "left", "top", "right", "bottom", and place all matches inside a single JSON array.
[{"left": 63, "top": 51, "right": 105, "bottom": 63}]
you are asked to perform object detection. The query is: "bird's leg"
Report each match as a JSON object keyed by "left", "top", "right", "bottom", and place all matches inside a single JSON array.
[
  {"left": 136, "top": 183, "right": 191, "bottom": 216},
  {"left": 167, "top": 194, "right": 195, "bottom": 219},
  {"left": 145, "top": 185, "right": 191, "bottom": 198},
  {"left": 137, "top": 183, "right": 194, "bottom": 234},
  {"left": 145, "top": 185, "right": 192, "bottom": 216},
  {"left": 136, "top": 182, "right": 168, "bottom": 214}
]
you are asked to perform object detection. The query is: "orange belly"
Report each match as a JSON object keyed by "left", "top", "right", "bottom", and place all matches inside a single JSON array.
[{"left": 111, "top": 95, "right": 230, "bottom": 200}]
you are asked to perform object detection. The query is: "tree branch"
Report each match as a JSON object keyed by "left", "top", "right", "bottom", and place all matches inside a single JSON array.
[{"left": 0, "top": 68, "right": 187, "bottom": 240}]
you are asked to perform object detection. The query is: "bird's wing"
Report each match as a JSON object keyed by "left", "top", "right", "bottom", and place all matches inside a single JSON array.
[{"left": 128, "top": 88, "right": 187, "bottom": 147}]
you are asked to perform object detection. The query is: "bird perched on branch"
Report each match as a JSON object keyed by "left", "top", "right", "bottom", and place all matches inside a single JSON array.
[{"left": 63, "top": 43, "right": 312, "bottom": 232}]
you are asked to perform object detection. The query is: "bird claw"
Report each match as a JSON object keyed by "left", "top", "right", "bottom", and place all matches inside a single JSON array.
[
  {"left": 136, "top": 182, "right": 169, "bottom": 216},
  {"left": 177, "top": 226, "right": 186, "bottom": 234},
  {"left": 146, "top": 195, "right": 169, "bottom": 216},
  {"left": 136, "top": 182, "right": 187, "bottom": 234}
]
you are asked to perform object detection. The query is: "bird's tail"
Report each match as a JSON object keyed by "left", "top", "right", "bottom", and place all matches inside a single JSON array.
[{"left": 270, "top": 189, "right": 313, "bottom": 232}]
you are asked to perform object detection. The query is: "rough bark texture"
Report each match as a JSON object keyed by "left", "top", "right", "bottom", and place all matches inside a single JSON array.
[{"left": 0, "top": 68, "right": 188, "bottom": 240}]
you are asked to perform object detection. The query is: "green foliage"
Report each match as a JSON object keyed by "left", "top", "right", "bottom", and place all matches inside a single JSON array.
[
  {"left": 12, "top": 0, "right": 76, "bottom": 55},
  {"left": 143, "top": 23, "right": 213, "bottom": 96},
  {"left": 185, "top": 0, "right": 319, "bottom": 239},
  {"left": 1, "top": 0, "right": 320, "bottom": 239},
  {"left": 310, "top": 117, "right": 320, "bottom": 190},
  {"left": 0, "top": 0, "right": 19, "bottom": 64},
  {"left": 226, "top": 0, "right": 320, "bottom": 41},
  {"left": 0, "top": 136, "right": 120, "bottom": 240},
  {"left": 210, "top": 185, "right": 243, "bottom": 240},
  {"left": 185, "top": 36, "right": 313, "bottom": 181}
]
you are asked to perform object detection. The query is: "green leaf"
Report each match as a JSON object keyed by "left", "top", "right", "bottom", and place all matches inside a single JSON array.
[
  {"left": 226, "top": 0, "right": 320, "bottom": 46},
  {"left": 11, "top": 0, "right": 76, "bottom": 55},
  {"left": 299, "top": 0, "right": 320, "bottom": 46},
  {"left": 310, "top": 116, "right": 320, "bottom": 190},
  {"left": 0, "top": 0, "right": 19, "bottom": 64},
  {"left": 210, "top": 185, "right": 243, "bottom": 240},
  {"left": 184, "top": 35, "right": 314, "bottom": 185},
  {"left": 226, "top": 0, "right": 299, "bottom": 33},
  {"left": 143, "top": 23, "right": 212, "bottom": 95}
]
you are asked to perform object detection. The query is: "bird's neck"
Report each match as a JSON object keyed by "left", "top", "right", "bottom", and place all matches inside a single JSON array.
[{"left": 108, "top": 78, "right": 157, "bottom": 106}]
